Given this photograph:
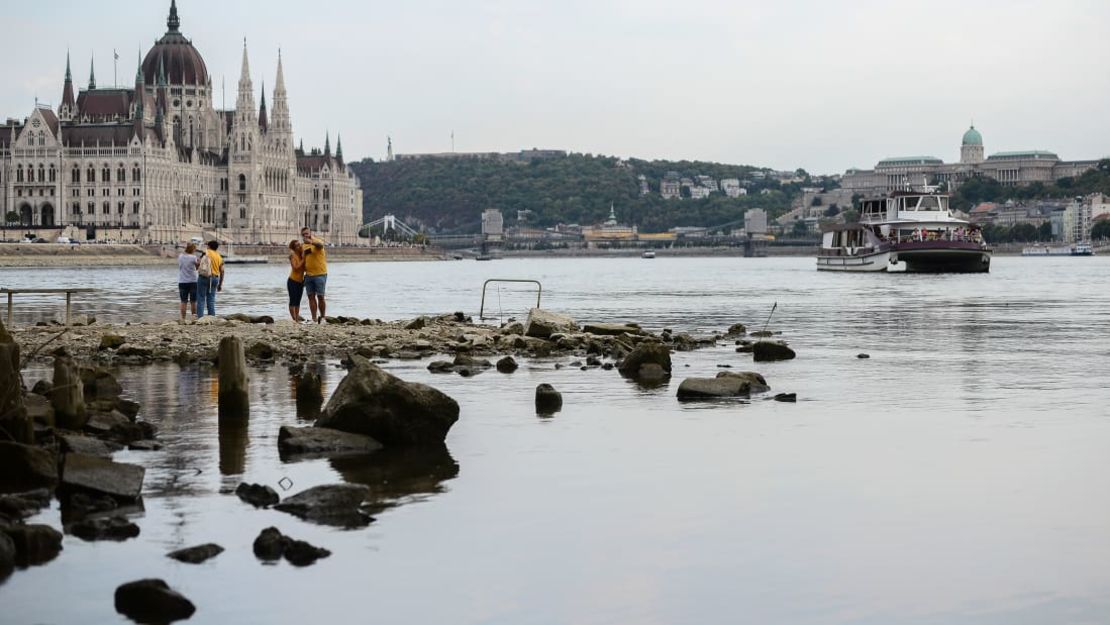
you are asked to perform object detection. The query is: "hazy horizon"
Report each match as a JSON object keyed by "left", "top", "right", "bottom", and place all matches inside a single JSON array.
[{"left": 2, "top": 0, "right": 1107, "bottom": 174}]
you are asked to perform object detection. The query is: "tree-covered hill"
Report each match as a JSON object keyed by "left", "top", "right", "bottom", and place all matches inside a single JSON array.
[
  {"left": 951, "top": 159, "right": 1110, "bottom": 209},
  {"left": 349, "top": 154, "right": 831, "bottom": 234}
]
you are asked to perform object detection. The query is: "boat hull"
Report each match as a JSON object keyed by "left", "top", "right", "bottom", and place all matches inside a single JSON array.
[
  {"left": 816, "top": 250, "right": 892, "bottom": 272},
  {"left": 892, "top": 243, "right": 991, "bottom": 273}
]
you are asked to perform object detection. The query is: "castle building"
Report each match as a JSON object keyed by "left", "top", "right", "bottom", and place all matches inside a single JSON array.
[
  {"left": 841, "top": 125, "right": 1100, "bottom": 195},
  {"left": 0, "top": 1, "right": 363, "bottom": 244}
]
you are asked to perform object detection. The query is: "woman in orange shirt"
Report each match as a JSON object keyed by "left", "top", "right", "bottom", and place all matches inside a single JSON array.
[{"left": 287, "top": 240, "right": 306, "bottom": 323}]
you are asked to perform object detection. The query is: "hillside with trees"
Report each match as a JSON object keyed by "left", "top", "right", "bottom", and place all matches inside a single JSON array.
[
  {"left": 950, "top": 159, "right": 1110, "bottom": 210},
  {"left": 349, "top": 154, "right": 834, "bottom": 234}
]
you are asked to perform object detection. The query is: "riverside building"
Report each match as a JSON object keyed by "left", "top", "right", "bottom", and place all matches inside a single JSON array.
[
  {"left": 841, "top": 125, "right": 1100, "bottom": 195},
  {"left": 0, "top": 1, "right": 363, "bottom": 244}
]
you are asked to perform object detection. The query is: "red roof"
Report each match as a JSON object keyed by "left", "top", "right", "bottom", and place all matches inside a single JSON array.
[{"left": 77, "top": 89, "right": 133, "bottom": 119}]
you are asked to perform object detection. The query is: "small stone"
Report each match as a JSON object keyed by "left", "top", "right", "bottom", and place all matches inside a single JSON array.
[
  {"left": 282, "top": 539, "right": 331, "bottom": 567},
  {"left": 535, "top": 384, "right": 563, "bottom": 415},
  {"left": 253, "top": 527, "right": 286, "bottom": 561},
  {"left": 168, "top": 543, "right": 224, "bottom": 564},
  {"left": 774, "top": 393, "right": 797, "bottom": 403},
  {"left": 496, "top": 356, "right": 519, "bottom": 373},
  {"left": 857, "top": 353, "right": 871, "bottom": 359}
]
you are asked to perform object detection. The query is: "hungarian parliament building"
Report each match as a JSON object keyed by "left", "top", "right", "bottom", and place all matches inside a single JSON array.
[{"left": 0, "top": 1, "right": 363, "bottom": 245}]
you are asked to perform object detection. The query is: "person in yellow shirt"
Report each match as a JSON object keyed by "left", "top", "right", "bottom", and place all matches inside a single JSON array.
[
  {"left": 301, "top": 227, "right": 328, "bottom": 323},
  {"left": 287, "top": 240, "right": 306, "bottom": 322},
  {"left": 196, "top": 240, "right": 225, "bottom": 319}
]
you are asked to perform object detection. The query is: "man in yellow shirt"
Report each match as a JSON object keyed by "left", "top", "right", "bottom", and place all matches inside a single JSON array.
[
  {"left": 301, "top": 227, "right": 328, "bottom": 323},
  {"left": 196, "top": 240, "right": 225, "bottom": 319}
]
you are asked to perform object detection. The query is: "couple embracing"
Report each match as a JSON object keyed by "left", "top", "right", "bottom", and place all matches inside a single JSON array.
[{"left": 287, "top": 227, "right": 329, "bottom": 324}]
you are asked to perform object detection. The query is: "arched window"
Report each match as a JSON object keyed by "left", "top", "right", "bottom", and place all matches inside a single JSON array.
[
  {"left": 88, "top": 167, "right": 95, "bottom": 182},
  {"left": 238, "top": 174, "right": 246, "bottom": 192},
  {"left": 132, "top": 166, "right": 141, "bottom": 182},
  {"left": 102, "top": 166, "right": 111, "bottom": 182},
  {"left": 72, "top": 167, "right": 80, "bottom": 184},
  {"left": 16, "top": 165, "right": 23, "bottom": 183},
  {"left": 103, "top": 201, "right": 110, "bottom": 215},
  {"left": 49, "top": 165, "right": 56, "bottom": 183},
  {"left": 117, "top": 165, "right": 126, "bottom": 182},
  {"left": 37, "top": 165, "right": 45, "bottom": 183}
]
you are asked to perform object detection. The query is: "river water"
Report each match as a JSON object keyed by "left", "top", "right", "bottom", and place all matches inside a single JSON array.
[{"left": 3, "top": 256, "right": 1110, "bottom": 625}]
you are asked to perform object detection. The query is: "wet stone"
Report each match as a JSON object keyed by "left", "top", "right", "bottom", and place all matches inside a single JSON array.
[
  {"left": 114, "top": 579, "right": 196, "bottom": 624},
  {"left": 167, "top": 543, "right": 224, "bottom": 564},
  {"left": 67, "top": 515, "right": 140, "bottom": 542},
  {"left": 273, "top": 484, "right": 373, "bottom": 528},
  {"left": 235, "top": 483, "right": 279, "bottom": 508}
]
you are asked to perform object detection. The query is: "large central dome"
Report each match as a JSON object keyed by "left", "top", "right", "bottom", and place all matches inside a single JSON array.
[{"left": 141, "top": 1, "right": 209, "bottom": 86}]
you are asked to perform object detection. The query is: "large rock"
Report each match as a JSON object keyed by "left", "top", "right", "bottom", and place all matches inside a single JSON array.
[
  {"left": 278, "top": 426, "right": 383, "bottom": 458},
  {"left": 752, "top": 341, "right": 796, "bottom": 362},
  {"left": 582, "top": 323, "right": 643, "bottom": 336},
  {"left": 677, "top": 372, "right": 770, "bottom": 400},
  {"left": 496, "top": 356, "right": 519, "bottom": 374},
  {"left": 79, "top": 366, "right": 122, "bottom": 400},
  {"left": 316, "top": 355, "right": 459, "bottom": 447},
  {"left": 23, "top": 393, "right": 55, "bottom": 427},
  {"left": 273, "top": 483, "right": 373, "bottom": 527},
  {"left": 0, "top": 442, "right": 58, "bottom": 494},
  {"left": 61, "top": 453, "right": 145, "bottom": 501},
  {"left": 524, "top": 308, "right": 578, "bottom": 339},
  {"left": 0, "top": 531, "right": 13, "bottom": 580},
  {"left": 2, "top": 524, "right": 63, "bottom": 567},
  {"left": 0, "top": 489, "right": 52, "bottom": 523},
  {"left": 167, "top": 543, "right": 224, "bottom": 564},
  {"left": 58, "top": 433, "right": 124, "bottom": 458},
  {"left": 0, "top": 335, "right": 29, "bottom": 443},
  {"left": 98, "top": 334, "right": 126, "bottom": 351},
  {"left": 617, "top": 342, "right": 672, "bottom": 380},
  {"left": 114, "top": 579, "right": 196, "bottom": 624}
]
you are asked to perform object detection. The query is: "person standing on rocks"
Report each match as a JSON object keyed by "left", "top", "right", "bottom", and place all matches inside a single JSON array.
[
  {"left": 196, "top": 240, "right": 225, "bottom": 320},
  {"left": 177, "top": 243, "right": 200, "bottom": 321},
  {"left": 301, "top": 227, "right": 328, "bottom": 324},
  {"left": 287, "top": 240, "right": 307, "bottom": 323}
]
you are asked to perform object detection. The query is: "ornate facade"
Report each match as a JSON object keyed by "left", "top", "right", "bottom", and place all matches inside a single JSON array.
[
  {"left": 0, "top": 1, "right": 363, "bottom": 244},
  {"left": 841, "top": 125, "right": 1100, "bottom": 195}
]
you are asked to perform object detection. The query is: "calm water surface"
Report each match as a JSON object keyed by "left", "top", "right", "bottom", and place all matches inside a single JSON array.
[{"left": 2, "top": 257, "right": 1110, "bottom": 624}]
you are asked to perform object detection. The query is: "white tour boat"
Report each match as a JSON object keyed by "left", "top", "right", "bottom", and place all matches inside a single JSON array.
[{"left": 817, "top": 190, "right": 991, "bottom": 273}]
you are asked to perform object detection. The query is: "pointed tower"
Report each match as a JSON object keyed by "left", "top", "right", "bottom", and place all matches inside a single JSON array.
[
  {"left": 229, "top": 39, "right": 260, "bottom": 231},
  {"left": 167, "top": 0, "right": 181, "bottom": 33},
  {"left": 324, "top": 132, "right": 331, "bottom": 158},
  {"left": 258, "top": 82, "right": 268, "bottom": 132},
  {"left": 88, "top": 56, "right": 96, "bottom": 90},
  {"left": 270, "top": 50, "right": 293, "bottom": 146},
  {"left": 133, "top": 55, "right": 146, "bottom": 137},
  {"left": 59, "top": 53, "right": 77, "bottom": 121},
  {"left": 335, "top": 135, "right": 343, "bottom": 162}
]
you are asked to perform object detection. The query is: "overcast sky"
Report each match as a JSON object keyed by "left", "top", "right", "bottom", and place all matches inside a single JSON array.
[{"left": 2, "top": 0, "right": 1107, "bottom": 173}]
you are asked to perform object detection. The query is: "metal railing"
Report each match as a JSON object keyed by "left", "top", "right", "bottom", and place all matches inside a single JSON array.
[{"left": 479, "top": 279, "right": 542, "bottom": 321}]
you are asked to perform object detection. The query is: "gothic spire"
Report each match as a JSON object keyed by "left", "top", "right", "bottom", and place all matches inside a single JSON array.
[
  {"left": 259, "top": 82, "right": 268, "bottom": 130},
  {"left": 65, "top": 51, "right": 72, "bottom": 82},
  {"left": 239, "top": 39, "right": 252, "bottom": 88},
  {"left": 336, "top": 134, "right": 343, "bottom": 160},
  {"left": 89, "top": 56, "right": 96, "bottom": 89},
  {"left": 167, "top": 0, "right": 181, "bottom": 33},
  {"left": 324, "top": 132, "right": 331, "bottom": 157},
  {"left": 60, "top": 52, "right": 76, "bottom": 119},
  {"left": 274, "top": 49, "right": 286, "bottom": 95},
  {"left": 157, "top": 53, "right": 167, "bottom": 86}
]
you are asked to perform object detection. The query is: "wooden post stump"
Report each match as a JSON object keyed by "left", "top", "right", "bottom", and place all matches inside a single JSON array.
[
  {"left": 218, "top": 336, "right": 250, "bottom": 419},
  {"left": 51, "top": 355, "right": 88, "bottom": 430}
]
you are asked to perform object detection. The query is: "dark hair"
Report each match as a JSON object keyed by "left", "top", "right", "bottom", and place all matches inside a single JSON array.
[
  {"left": 207, "top": 240, "right": 219, "bottom": 250},
  {"left": 300, "top": 227, "right": 311, "bottom": 235},
  {"left": 288, "top": 239, "right": 301, "bottom": 251}
]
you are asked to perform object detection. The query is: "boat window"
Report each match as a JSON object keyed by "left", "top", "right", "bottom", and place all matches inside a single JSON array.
[
  {"left": 901, "top": 197, "right": 918, "bottom": 211},
  {"left": 918, "top": 196, "right": 940, "bottom": 210}
]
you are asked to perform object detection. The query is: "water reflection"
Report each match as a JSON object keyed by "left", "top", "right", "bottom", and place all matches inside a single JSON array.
[
  {"left": 217, "top": 416, "right": 248, "bottom": 476},
  {"left": 327, "top": 445, "right": 459, "bottom": 513}
]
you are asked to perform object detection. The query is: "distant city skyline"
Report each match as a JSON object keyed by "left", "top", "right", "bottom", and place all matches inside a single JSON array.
[{"left": 3, "top": 0, "right": 1108, "bottom": 174}]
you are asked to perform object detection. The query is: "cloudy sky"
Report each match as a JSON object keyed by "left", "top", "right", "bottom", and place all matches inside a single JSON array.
[{"left": 2, "top": 0, "right": 1107, "bottom": 173}]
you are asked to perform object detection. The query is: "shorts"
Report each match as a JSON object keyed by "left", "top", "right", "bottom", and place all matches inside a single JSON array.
[
  {"left": 305, "top": 274, "right": 327, "bottom": 296},
  {"left": 287, "top": 278, "right": 305, "bottom": 307},
  {"left": 178, "top": 282, "right": 197, "bottom": 303}
]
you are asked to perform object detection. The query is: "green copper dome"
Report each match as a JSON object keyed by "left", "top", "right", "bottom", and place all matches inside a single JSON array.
[{"left": 962, "top": 125, "right": 983, "bottom": 146}]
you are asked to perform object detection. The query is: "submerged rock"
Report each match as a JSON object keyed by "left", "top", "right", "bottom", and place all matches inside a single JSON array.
[
  {"left": 495, "top": 356, "right": 519, "bottom": 374},
  {"left": 726, "top": 323, "right": 748, "bottom": 337},
  {"left": 752, "top": 341, "right": 796, "bottom": 362},
  {"left": 0, "top": 489, "right": 52, "bottom": 523},
  {"left": 676, "top": 372, "right": 770, "bottom": 400},
  {"left": 61, "top": 453, "right": 145, "bottom": 501},
  {"left": 617, "top": 342, "right": 672, "bottom": 381},
  {"left": 774, "top": 393, "right": 798, "bottom": 403},
  {"left": 167, "top": 543, "right": 224, "bottom": 564},
  {"left": 582, "top": 323, "right": 642, "bottom": 337},
  {"left": 857, "top": 353, "right": 871, "bottom": 359},
  {"left": 273, "top": 484, "right": 373, "bottom": 527},
  {"left": 0, "top": 531, "right": 13, "bottom": 580},
  {"left": 67, "top": 515, "right": 140, "bottom": 542},
  {"left": 252, "top": 527, "right": 331, "bottom": 567},
  {"left": 98, "top": 334, "right": 126, "bottom": 351},
  {"left": 316, "top": 355, "right": 459, "bottom": 448},
  {"left": 114, "top": 579, "right": 196, "bottom": 624},
  {"left": 535, "top": 384, "right": 563, "bottom": 415},
  {"left": 235, "top": 483, "right": 279, "bottom": 508},
  {"left": 278, "top": 426, "right": 383, "bottom": 458}
]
